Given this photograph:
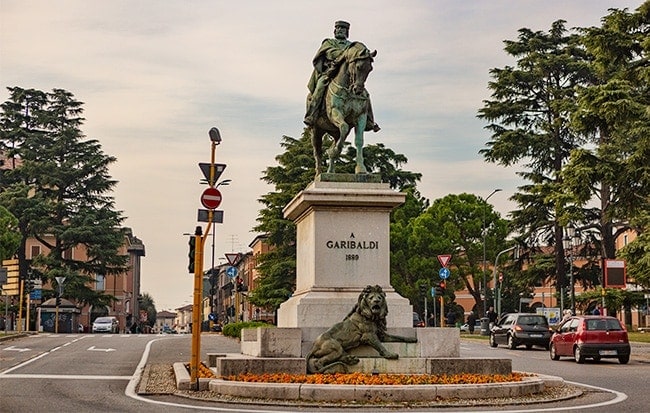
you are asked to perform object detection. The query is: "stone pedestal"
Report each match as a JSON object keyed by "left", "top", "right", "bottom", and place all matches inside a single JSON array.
[{"left": 277, "top": 177, "right": 412, "bottom": 331}]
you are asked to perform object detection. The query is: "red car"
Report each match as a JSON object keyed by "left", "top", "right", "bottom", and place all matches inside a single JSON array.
[{"left": 549, "top": 315, "right": 630, "bottom": 364}]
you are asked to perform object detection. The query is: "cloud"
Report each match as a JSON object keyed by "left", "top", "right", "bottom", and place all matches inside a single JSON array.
[{"left": 1, "top": 0, "right": 642, "bottom": 310}]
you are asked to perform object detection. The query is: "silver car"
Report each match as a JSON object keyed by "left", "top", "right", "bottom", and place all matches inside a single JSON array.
[{"left": 92, "top": 316, "right": 119, "bottom": 334}]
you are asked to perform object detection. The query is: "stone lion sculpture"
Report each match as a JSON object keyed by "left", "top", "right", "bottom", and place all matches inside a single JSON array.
[{"left": 306, "top": 285, "right": 418, "bottom": 374}]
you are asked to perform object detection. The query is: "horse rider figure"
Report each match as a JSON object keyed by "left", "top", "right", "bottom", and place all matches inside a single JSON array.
[{"left": 304, "top": 20, "right": 380, "bottom": 132}]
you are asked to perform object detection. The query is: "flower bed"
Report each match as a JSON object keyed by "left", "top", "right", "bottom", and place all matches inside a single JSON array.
[
  {"left": 184, "top": 363, "right": 216, "bottom": 379},
  {"left": 224, "top": 371, "right": 529, "bottom": 385}
]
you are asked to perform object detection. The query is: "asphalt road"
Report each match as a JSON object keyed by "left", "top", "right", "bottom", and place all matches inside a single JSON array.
[{"left": 1, "top": 332, "right": 648, "bottom": 412}]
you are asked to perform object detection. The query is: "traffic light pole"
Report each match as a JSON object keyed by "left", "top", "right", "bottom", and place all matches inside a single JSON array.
[
  {"left": 189, "top": 128, "right": 221, "bottom": 390},
  {"left": 190, "top": 228, "right": 204, "bottom": 389},
  {"left": 17, "top": 279, "right": 24, "bottom": 333}
]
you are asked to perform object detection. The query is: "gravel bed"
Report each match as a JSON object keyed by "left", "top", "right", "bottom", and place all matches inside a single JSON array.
[{"left": 138, "top": 363, "right": 584, "bottom": 408}]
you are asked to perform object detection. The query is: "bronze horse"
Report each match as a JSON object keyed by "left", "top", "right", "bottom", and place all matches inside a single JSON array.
[{"left": 308, "top": 42, "right": 377, "bottom": 175}]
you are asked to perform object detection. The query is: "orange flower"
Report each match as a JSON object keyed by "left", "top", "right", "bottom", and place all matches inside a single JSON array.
[{"left": 223, "top": 372, "right": 529, "bottom": 385}]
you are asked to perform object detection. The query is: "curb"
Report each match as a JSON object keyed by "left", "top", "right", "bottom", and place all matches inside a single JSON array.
[
  {"left": 172, "top": 362, "right": 567, "bottom": 404},
  {"left": 173, "top": 362, "right": 213, "bottom": 390},
  {"left": 208, "top": 375, "right": 551, "bottom": 403}
]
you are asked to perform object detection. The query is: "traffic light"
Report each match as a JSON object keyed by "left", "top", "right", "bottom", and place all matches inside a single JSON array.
[
  {"left": 418, "top": 284, "right": 427, "bottom": 296},
  {"left": 188, "top": 236, "right": 195, "bottom": 273},
  {"left": 236, "top": 276, "right": 247, "bottom": 292},
  {"left": 56, "top": 295, "right": 61, "bottom": 307},
  {"left": 25, "top": 278, "right": 34, "bottom": 293},
  {"left": 438, "top": 281, "right": 446, "bottom": 295}
]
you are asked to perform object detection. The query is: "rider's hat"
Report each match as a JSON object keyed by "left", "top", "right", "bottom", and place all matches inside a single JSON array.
[{"left": 334, "top": 20, "right": 350, "bottom": 29}]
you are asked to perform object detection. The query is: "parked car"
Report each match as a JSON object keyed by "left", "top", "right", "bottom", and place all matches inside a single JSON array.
[
  {"left": 489, "top": 313, "right": 552, "bottom": 350},
  {"left": 413, "top": 312, "right": 424, "bottom": 327},
  {"left": 92, "top": 316, "right": 119, "bottom": 334},
  {"left": 549, "top": 315, "right": 630, "bottom": 364},
  {"left": 460, "top": 320, "right": 481, "bottom": 333}
]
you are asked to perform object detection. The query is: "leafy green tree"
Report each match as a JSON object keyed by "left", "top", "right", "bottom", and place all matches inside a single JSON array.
[
  {"left": 248, "top": 131, "right": 422, "bottom": 312},
  {"left": 478, "top": 20, "right": 593, "bottom": 293},
  {"left": 395, "top": 193, "right": 510, "bottom": 316},
  {"left": 0, "top": 206, "right": 20, "bottom": 260},
  {"left": 0, "top": 87, "right": 127, "bottom": 306},
  {"left": 139, "top": 292, "right": 157, "bottom": 327},
  {"left": 619, "top": 210, "right": 650, "bottom": 288},
  {"left": 562, "top": 3, "right": 649, "bottom": 265}
]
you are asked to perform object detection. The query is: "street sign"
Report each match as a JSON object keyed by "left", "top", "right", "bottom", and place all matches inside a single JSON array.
[
  {"left": 1, "top": 259, "right": 19, "bottom": 295},
  {"left": 225, "top": 253, "right": 240, "bottom": 266},
  {"left": 431, "top": 287, "right": 436, "bottom": 297},
  {"left": 200, "top": 187, "right": 222, "bottom": 210},
  {"left": 226, "top": 266, "right": 238, "bottom": 279},
  {"left": 604, "top": 259, "right": 626, "bottom": 288},
  {"left": 197, "top": 209, "right": 224, "bottom": 223},
  {"left": 198, "top": 163, "right": 227, "bottom": 186},
  {"left": 437, "top": 254, "right": 452, "bottom": 268},
  {"left": 30, "top": 289, "right": 42, "bottom": 300},
  {"left": 439, "top": 267, "right": 450, "bottom": 280}
]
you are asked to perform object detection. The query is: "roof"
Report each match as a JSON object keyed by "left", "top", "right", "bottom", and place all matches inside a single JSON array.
[{"left": 157, "top": 310, "right": 176, "bottom": 318}]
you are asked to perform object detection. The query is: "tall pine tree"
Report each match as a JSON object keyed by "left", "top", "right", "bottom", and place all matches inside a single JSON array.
[{"left": 0, "top": 87, "right": 127, "bottom": 306}]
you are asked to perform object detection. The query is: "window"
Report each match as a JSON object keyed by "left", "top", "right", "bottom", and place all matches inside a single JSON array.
[
  {"left": 606, "top": 319, "right": 622, "bottom": 330},
  {"left": 95, "top": 274, "right": 105, "bottom": 291},
  {"left": 30, "top": 245, "right": 41, "bottom": 259}
]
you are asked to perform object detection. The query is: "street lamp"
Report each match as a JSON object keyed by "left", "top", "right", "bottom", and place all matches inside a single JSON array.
[
  {"left": 482, "top": 189, "right": 502, "bottom": 316},
  {"left": 563, "top": 225, "right": 581, "bottom": 315}
]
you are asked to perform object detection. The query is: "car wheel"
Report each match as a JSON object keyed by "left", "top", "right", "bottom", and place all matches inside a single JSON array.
[
  {"left": 550, "top": 343, "right": 560, "bottom": 360},
  {"left": 489, "top": 334, "right": 498, "bottom": 348},
  {"left": 507, "top": 334, "right": 517, "bottom": 350},
  {"left": 574, "top": 346, "right": 585, "bottom": 364},
  {"left": 618, "top": 355, "right": 630, "bottom": 364}
]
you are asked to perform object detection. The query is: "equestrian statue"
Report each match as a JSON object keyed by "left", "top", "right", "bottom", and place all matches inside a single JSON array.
[{"left": 304, "top": 20, "right": 380, "bottom": 176}]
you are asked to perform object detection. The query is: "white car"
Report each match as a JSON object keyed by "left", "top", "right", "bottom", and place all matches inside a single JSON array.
[
  {"left": 460, "top": 320, "right": 481, "bottom": 333},
  {"left": 92, "top": 316, "right": 119, "bottom": 333}
]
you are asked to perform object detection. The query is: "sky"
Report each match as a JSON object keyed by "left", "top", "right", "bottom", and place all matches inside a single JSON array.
[{"left": 1, "top": 1, "right": 643, "bottom": 312}]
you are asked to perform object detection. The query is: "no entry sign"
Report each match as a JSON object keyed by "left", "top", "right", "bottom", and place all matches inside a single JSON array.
[{"left": 201, "top": 187, "right": 222, "bottom": 209}]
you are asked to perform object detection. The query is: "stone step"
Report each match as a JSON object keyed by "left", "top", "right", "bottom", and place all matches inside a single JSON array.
[{"left": 212, "top": 353, "right": 511, "bottom": 376}]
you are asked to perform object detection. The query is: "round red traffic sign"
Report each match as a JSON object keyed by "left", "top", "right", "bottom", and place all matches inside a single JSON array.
[{"left": 200, "top": 187, "right": 222, "bottom": 209}]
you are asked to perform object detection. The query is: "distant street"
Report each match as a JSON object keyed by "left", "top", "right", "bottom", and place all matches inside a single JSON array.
[{"left": 1, "top": 332, "right": 648, "bottom": 412}]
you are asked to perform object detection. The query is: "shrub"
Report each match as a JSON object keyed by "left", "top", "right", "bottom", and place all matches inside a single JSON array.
[{"left": 222, "top": 321, "right": 273, "bottom": 338}]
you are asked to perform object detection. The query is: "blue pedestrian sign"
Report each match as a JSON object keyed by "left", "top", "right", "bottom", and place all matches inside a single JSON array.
[
  {"left": 226, "top": 266, "right": 238, "bottom": 279},
  {"left": 439, "top": 267, "right": 450, "bottom": 280}
]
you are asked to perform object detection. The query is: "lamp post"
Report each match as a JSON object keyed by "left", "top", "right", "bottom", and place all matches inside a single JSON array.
[
  {"left": 563, "top": 225, "right": 580, "bottom": 315},
  {"left": 482, "top": 189, "right": 502, "bottom": 316},
  {"left": 190, "top": 127, "right": 223, "bottom": 390},
  {"left": 54, "top": 276, "right": 66, "bottom": 334}
]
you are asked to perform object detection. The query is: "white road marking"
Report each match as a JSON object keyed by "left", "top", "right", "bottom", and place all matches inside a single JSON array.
[
  {"left": 87, "top": 345, "right": 116, "bottom": 352},
  {"left": 3, "top": 346, "right": 30, "bottom": 352}
]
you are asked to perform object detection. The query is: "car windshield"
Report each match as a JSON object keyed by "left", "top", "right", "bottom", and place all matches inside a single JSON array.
[
  {"left": 94, "top": 318, "right": 112, "bottom": 323},
  {"left": 586, "top": 318, "right": 622, "bottom": 331},
  {"left": 518, "top": 316, "right": 547, "bottom": 326}
]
